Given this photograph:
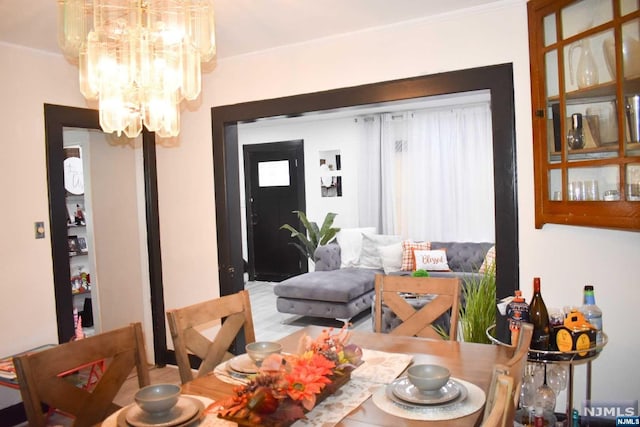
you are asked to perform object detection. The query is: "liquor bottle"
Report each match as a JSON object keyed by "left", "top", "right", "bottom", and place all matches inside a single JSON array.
[
  {"left": 506, "top": 290, "right": 529, "bottom": 346},
  {"left": 529, "top": 277, "right": 550, "bottom": 352},
  {"left": 581, "top": 285, "right": 603, "bottom": 349},
  {"left": 567, "top": 113, "right": 585, "bottom": 149}
]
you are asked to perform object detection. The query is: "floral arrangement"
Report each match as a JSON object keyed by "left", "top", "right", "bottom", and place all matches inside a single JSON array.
[{"left": 208, "top": 326, "right": 363, "bottom": 426}]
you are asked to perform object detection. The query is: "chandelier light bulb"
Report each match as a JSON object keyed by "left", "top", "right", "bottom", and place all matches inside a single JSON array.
[{"left": 57, "top": 0, "right": 215, "bottom": 137}]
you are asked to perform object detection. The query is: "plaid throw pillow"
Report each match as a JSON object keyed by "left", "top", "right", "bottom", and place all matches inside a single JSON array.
[
  {"left": 401, "top": 240, "right": 431, "bottom": 271},
  {"left": 479, "top": 245, "right": 496, "bottom": 273}
]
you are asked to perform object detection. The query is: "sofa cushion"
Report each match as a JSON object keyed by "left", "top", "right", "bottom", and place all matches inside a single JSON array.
[
  {"left": 430, "top": 241, "right": 493, "bottom": 272},
  {"left": 413, "top": 249, "right": 451, "bottom": 271},
  {"left": 336, "top": 227, "right": 376, "bottom": 267},
  {"left": 478, "top": 245, "right": 496, "bottom": 273},
  {"left": 359, "top": 233, "right": 402, "bottom": 269},
  {"left": 314, "top": 242, "right": 341, "bottom": 271},
  {"left": 401, "top": 241, "right": 431, "bottom": 271},
  {"left": 274, "top": 268, "right": 379, "bottom": 303},
  {"left": 379, "top": 242, "right": 403, "bottom": 274}
]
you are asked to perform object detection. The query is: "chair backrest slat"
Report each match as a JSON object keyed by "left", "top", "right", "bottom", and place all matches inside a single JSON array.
[
  {"left": 482, "top": 369, "right": 514, "bottom": 427},
  {"left": 166, "top": 290, "right": 256, "bottom": 384},
  {"left": 13, "top": 322, "right": 150, "bottom": 427},
  {"left": 374, "top": 274, "right": 460, "bottom": 340}
]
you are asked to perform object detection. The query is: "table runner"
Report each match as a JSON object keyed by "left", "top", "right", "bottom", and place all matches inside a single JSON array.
[{"left": 291, "top": 348, "right": 413, "bottom": 427}]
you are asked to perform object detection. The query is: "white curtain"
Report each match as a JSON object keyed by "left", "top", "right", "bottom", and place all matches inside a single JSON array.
[
  {"left": 357, "top": 102, "right": 495, "bottom": 242},
  {"left": 357, "top": 116, "right": 382, "bottom": 231}
]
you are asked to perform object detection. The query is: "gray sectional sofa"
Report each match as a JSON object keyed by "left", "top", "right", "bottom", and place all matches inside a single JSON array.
[{"left": 273, "top": 240, "right": 493, "bottom": 321}]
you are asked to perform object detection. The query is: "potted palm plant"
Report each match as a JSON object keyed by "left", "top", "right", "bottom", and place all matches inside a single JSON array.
[{"left": 280, "top": 211, "right": 340, "bottom": 260}]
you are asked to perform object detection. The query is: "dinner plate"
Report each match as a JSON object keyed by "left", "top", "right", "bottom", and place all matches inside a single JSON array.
[
  {"left": 392, "top": 377, "right": 461, "bottom": 405},
  {"left": 386, "top": 379, "right": 468, "bottom": 409},
  {"left": 119, "top": 395, "right": 203, "bottom": 427},
  {"left": 227, "top": 354, "right": 259, "bottom": 375}
]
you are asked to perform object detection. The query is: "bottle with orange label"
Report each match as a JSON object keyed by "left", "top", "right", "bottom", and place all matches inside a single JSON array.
[{"left": 506, "top": 290, "right": 529, "bottom": 345}]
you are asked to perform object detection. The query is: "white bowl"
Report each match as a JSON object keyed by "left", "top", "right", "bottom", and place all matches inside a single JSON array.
[
  {"left": 134, "top": 383, "right": 181, "bottom": 415},
  {"left": 407, "top": 364, "right": 450, "bottom": 393},
  {"left": 245, "top": 341, "right": 282, "bottom": 365}
]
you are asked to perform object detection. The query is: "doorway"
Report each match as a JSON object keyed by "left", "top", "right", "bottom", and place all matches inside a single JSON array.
[
  {"left": 243, "top": 140, "right": 306, "bottom": 282},
  {"left": 211, "top": 65, "right": 519, "bottom": 344},
  {"left": 44, "top": 104, "right": 167, "bottom": 364}
]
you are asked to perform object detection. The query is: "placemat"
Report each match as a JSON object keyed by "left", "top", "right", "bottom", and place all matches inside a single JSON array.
[
  {"left": 371, "top": 378, "right": 486, "bottom": 421},
  {"left": 292, "top": 379, "right": 378, "bottom": 427}
]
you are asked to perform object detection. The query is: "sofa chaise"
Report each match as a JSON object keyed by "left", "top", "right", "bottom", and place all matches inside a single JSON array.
[{"left": 273, "top": 240, "right": 494, "bottom": 321}]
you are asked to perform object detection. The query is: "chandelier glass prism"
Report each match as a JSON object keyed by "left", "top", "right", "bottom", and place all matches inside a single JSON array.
[{"left": 57, "top": 0, "right": 215, "bottom": 137}]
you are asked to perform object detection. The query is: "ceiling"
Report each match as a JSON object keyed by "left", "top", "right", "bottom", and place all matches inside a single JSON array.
[{"left": 0, "top": 0, "right": 498, "bottom": 59}]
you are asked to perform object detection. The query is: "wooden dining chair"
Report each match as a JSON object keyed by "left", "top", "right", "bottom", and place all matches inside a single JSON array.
[
  {"left": 167, "top": 290, "right": 256, "bottom": 384},
  {"left": 373, "top": 274, "right": 460, "bottom": 340},
  {"left": 13, "top": 322, "right": 150, "bottom": 427},
  {"left": 482, "top": 364, "right": 515, "bottom": 427},
  {"left": 505, "top": 322, "right": 534, "bottom": 407}
]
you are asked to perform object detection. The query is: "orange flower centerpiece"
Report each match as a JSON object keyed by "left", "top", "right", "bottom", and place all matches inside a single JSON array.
[{"left": 208, "top": 326, "right": 363, "bottom": 427}]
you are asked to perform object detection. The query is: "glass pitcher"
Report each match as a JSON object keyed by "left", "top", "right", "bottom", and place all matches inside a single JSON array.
[{"left": 570, "top": 38, "right": 599, "bottom": 89}]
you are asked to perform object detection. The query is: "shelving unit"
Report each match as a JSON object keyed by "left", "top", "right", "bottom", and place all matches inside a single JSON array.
[
  {"left": 528, "top": 0, "right": 640, "bottom": 230},
  {"left": 64, "top": 147, "right": 95, "bottom": 333}
]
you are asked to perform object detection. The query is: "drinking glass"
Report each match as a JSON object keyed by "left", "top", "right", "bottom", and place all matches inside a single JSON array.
[
  {"left": 584, "top": 179, "right": 599, "bottom": 200},
  {"left": 519, "top": 373, "right": 536, "bottom": 423}
]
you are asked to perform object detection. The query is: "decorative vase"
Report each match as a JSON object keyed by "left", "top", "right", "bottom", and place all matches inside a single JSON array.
[
  {"left": 603, "top": 36, "right": 640, "bottom": 79},
  {"left": 570, "top": 38, "right": 599, "bottom": 89}
]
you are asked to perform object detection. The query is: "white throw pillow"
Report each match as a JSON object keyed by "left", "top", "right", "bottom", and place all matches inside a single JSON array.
[
  {"left": 336, "top": 227, "right": 376, "bottom": 267},
  {"left": 413, "top": 249, "right": 450, "bottom": 271},
  {"left": 378, "top": 242, "right": 403, "bottom": 274},
  {"left": 358, "top": 234, "right": 402, "bottom": 269}
]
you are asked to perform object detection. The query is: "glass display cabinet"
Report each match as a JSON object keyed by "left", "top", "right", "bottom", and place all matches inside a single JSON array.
[{"left": 528, "top": 0, "right": 640, "bottom": 229}]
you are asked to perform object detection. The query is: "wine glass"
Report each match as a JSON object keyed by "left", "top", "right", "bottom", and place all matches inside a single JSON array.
[
  {"left": 534, "top": 364, "right": 556, "bottom": 412},
  {"left": 547, "top": 364, "right": 567, "bottom": 395}
]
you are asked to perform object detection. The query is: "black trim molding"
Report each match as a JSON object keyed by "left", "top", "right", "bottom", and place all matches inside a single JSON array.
[{"left": 210, "top": 64, "right": 519, "bottom": 343}]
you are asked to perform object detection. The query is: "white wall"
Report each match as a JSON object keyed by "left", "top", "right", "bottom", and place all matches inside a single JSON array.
[
  {"left": 180, "top": 0, "right": 640, "bottom": 403},
  {"left": 238, "top": 116, "right": 361, "bottom": 238},
  {"left": 1, "top": 0, "right": 638, "bottom": 410}
]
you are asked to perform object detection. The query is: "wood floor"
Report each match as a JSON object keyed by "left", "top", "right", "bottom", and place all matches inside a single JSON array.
[{"left": 34, "top": 280, "right": 373, "bottom": 426}]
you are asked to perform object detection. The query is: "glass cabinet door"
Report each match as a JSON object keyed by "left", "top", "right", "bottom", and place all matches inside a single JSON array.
[{"left": 530, "top": 0, "right": 640, "bottom": 229}]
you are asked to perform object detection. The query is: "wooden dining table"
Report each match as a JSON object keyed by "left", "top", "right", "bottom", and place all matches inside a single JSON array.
[{"left": 181, "top": 325, "right": 514, "bottom": 427}]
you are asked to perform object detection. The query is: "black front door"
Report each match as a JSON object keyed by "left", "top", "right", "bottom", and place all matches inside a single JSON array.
[{"left": 244, "top": 140, "right": 306, "bottom": 282}]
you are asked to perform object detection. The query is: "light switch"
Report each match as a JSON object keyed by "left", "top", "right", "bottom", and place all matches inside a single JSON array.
[{"left": 35, "top": 221, "right": 45, "bottom": 239}]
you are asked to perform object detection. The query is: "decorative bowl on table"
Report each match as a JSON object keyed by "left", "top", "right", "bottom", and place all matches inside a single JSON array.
[
  {"left": 407, "top": 364, "right": 450, "bottom": 393},
  {"left": 245, "top": 341, "right": 282, "bottom": 366},
  {"left": 134, "top": 383, "right": 181, "bottom": 416}
]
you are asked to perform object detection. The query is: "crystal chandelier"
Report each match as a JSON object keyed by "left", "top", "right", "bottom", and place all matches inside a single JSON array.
[{"left": 57, "top": 0, "right": 216, "bottom": 137}]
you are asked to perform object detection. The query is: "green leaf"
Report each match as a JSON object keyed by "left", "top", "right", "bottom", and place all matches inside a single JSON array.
[
  {"left": 280, "top": 211, "right": 340, "bottom": 261},
  {"left": 459, "top": 263, "right": 496, "bottom": 344}
]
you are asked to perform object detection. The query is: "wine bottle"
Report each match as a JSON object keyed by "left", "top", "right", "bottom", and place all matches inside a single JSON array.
[{"left": 529, "top": 277, "right": 550, "bottom": 352}]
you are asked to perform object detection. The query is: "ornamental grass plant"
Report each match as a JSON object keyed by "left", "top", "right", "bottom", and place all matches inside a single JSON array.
[{"left": 459, "top": 263, "right": 496, "bottom": 344}]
